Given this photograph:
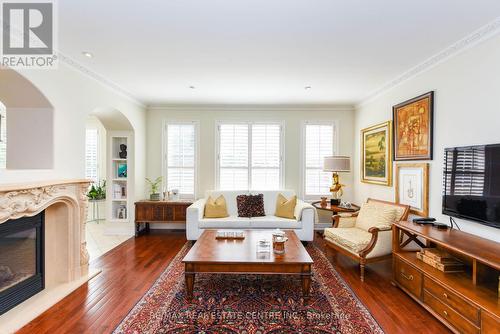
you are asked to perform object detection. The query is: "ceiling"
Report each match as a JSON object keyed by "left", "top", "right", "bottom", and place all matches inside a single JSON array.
[{"left": 59, "top": 1, "right": 500, "bottom": 106}]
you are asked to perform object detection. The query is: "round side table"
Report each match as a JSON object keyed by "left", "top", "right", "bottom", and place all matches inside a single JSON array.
[{"left": 312, "top": 201, "right": 360, "bottom": 215}]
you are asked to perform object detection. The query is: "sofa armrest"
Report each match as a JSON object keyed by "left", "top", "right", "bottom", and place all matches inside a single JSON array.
[
  {"left": 332, "top": 215, "right": 357, "bottom": 228},
  {"left": 294, "top": 200, "right": 315, "bottom": 221},
  {"left": 187, "top": 199, "right": 206, "bottom": 221}
]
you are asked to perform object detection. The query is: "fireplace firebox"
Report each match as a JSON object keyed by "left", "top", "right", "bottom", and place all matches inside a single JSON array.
[{"left": 0, "top": 212, "right": 44, "bottom": 315}]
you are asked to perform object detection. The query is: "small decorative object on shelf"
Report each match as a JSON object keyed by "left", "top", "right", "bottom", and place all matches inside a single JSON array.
[
  {"left": 146, "top": 176, "right": 162, "bottom": 201},
  {"left": 117, "top": 205, "right": 127, "bottom": 219},
  {"left": 215, "top": 230, "right": 245, "bottom": 240},
  {"left": 339, "top": 201, "right": 352, "bottom": 209},
  {"left": 171, "top": 188, "right": 180, "bottom": 201},
  {"left": 119, "top": 144, "right": 127, "bottom": 159},
  {"left": 320, "top": 197, "right": 328, "bottom": 208},
  {"left": 272, "top": 229, "right": 288, "bottom": 254},
  {"left": 117, "top": 163, "right": 127, "bottom": 178},
  {"left": 416, "top": 248, "right": 464, "bottom": 273}
]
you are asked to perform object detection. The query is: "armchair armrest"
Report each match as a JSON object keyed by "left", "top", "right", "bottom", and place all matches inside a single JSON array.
[
  {"left": 359, "top": 226, "right": 392, "bottom": 258},
  {"left": 332, "top": 215, "right": 357, "bottom": 228}
]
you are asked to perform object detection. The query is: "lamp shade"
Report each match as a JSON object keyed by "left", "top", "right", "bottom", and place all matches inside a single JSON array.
[{"left": 323, "top": 156, "right": 351, "bottom": 172}]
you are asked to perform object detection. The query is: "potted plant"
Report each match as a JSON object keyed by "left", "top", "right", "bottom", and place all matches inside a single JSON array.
[
  {"left": 146, "top": 177, "right": 162, "bottom": 201},
  {"left": 87, "top": 180, "right": 106, "bottom": 201}
]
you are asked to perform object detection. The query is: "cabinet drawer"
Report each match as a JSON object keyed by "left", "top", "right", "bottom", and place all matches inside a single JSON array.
[
  {"left": 423, "top": 277, "right": 479, "bottom": 324},
  {"left": 482, "top": 311, "right": 500, "bottom": 334},
  {"left": 423, "top": 291, "right": 479, "bottom": 334},
  {"left": 136, "top": 205, "right": 152, "bottom": 221},
  {"left": 174, "top": 205, "right": 187, "bottom": 221},
  {"left": 395, "top": 257, "right": 422, "bottom": 298}
]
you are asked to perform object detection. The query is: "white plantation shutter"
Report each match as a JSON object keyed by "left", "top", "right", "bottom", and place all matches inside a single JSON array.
[
  {"left": 217, "top": 122, "right": 283, "bottom": 190},
  {"left": 251, "top": 124, "right": 281, "bottom": 190},
  {"left": 85, "top": 128, "right": 99, "bottom": 183},
  {"left": 219, "top": 124, "right": 249, "bottom": 190},
  {"left": 166, "top": 123, "right": 197, "bottom": 198},
  {"left": 304, "top": 123, "right": 335, "bottom": 197}
]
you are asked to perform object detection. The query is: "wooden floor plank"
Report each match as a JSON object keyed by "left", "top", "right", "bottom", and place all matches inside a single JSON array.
[{"left": 17, "top": 231, "right": 450, "bottom": 334}]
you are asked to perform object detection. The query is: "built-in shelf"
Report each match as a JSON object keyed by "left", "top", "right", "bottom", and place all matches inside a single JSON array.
[{"left": 107, "top": 134, "right": 132, "bottom": 224}]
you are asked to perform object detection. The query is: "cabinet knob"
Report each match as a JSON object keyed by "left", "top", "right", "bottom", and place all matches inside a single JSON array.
[
  {"left": 443, "top": 293, "right": 448, "bottom": 299},
  {"left": 443, "top": 310, "right": 448, "bottom": 317}
]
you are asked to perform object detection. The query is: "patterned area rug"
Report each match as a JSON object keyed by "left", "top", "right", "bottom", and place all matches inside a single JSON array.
[{"left": 114, "top": 243, "right": 384, "bottom": 334}]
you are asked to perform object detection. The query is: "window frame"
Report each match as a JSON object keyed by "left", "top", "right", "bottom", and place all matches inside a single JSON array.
[
  {"left": 300, "top": 120, "right": 339, "bottom": 200},
  {"left": 162, "top": 120, "right": 200, "bottom": 200},
  {"left": 215, "top": 120, "right": 285, "bottom": 191}
]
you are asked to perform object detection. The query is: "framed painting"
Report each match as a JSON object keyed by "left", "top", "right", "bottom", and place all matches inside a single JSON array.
[
  {"left": 393, "top": 91, "right": 434, "bottom": 161},
  {"left": 395, "top": 163, "right": 429, "bottom": 217},
  {"left": 361, "top": 121, "right": 392, "bottom": 186}
]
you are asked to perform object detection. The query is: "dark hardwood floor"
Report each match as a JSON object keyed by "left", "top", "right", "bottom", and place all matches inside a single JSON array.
[{"left": 19, "top": 231, "right": 450, "bottom": 334}]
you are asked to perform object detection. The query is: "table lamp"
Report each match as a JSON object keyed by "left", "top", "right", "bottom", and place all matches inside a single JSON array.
[{"left": 323, "top": 156, "right": 351, "bottom": 205}]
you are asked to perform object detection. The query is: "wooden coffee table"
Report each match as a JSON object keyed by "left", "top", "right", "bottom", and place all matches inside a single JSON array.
[{"left": 182, "top": 230, "right": 314, "bottom": 302}]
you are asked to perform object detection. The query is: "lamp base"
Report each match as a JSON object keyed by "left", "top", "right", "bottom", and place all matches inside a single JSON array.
[{"left": 330, "top": 198, "right": 340, "bottom": 206}]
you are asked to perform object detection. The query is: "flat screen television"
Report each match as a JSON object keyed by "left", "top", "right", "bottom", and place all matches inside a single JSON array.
[{"left": 442, "top": 143, "right": 500, "bottom": 229}]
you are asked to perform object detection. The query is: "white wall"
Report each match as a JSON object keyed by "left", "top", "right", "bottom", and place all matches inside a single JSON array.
[
  {"left": 353, "top": 34, "right": 500, "bottom": 242},
  {"left": 146, "top": 106, "right": 355, "bottom": 202},
  {"left": 0, "top": 64, "right": 147, "bottom": 202}
]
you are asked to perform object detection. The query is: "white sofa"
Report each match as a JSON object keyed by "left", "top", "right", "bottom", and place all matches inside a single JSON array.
[{"left": 186, "top": 190, "right": 315, "bottom": 241}]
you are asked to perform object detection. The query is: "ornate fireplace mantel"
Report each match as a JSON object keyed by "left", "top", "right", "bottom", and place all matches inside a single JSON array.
[{"left": 0, "top": 179, "right": 95, "bottom": 332}]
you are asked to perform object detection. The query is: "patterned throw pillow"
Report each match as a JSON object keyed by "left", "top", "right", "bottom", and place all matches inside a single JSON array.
[{"left": 237, "top": 194, "right": 266, "bottom": 217}]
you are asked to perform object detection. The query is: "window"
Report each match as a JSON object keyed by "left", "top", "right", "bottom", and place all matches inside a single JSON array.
[
  {"left": 85, "top": 128, "right": 99, "bottom": 183},
  {"left": 303, "top": 122, "right": 336, "bottom": 199},
  {"left": 217, "top": 122, "right": 283, "bottom": 190},
  {"left": 164, "top": 122, "right": 197, "bottom": 199}
]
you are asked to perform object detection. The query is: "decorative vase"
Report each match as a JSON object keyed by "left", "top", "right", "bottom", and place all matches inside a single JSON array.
[
  {"left": 150, "top": 193, "right": 160, "bottom": 201},
  {"left": 320, "top": 197, "right": 328, "bottom": 208}
]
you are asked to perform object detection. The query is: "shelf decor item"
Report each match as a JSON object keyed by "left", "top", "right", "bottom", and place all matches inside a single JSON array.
[
  {"left": 395, "top": 163, "right": 429, "bottom": 216},
  {"left": 146, "top": 176, "right": 162, "bottom": 201},
  {"left": 119, "top": 144, "right": 127, "bottom": 159},
  {"left": 361, "top": 121, "right": 392, "bottom": 186},
  {"left": 323, "top": 156, "right": 351, "bottom": 205},
  {"left": 393, "top": 91, "right": 434, "bottom": 161},
  {"left": 117, "top": 163, "right": 127, "bottom": 178}
]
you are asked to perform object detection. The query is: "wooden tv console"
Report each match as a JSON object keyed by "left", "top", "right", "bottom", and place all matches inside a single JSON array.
[{"left": 392, "top": 221, "right": 500, "bottom": 334}]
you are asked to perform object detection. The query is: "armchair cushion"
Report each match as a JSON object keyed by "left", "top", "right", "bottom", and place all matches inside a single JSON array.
[
  {"left": 336, "top": 216, "right": 357, "bottom": 228},
  {"left": 355, "top": 202, "right": 397, "bottom": 232},
  {"left": 324, "top": 227, "right": 372, "bottom": 253}
]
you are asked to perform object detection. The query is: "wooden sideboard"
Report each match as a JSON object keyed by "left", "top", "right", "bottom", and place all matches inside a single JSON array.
[
  {"left": 392, "top": 221, "right": 500, "bottom": 334},
  {"left": 135, "top": 200, "right": 192, "bottom": 236}
]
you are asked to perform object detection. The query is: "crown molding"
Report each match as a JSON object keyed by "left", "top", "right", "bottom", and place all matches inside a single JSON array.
[
  {"left": 357, "top": 16, "right": 500, "bottom": 108},
  {"left": 57, "top": 52, "right": 146, "bottom": 109},
  {"left": 148, "top": 104, "right": 355, "bottom": 112}
]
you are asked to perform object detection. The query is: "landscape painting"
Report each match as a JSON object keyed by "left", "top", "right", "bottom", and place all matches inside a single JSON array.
[
  {"left": 393, "top": 91, "right": 434, "bottom": 160},
  {"left": 361, "top": 121, "right": 392, "bottom": 186}
]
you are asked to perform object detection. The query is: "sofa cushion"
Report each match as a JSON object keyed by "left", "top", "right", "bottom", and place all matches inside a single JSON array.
[
  {"left": 324, "top": 227, "right": 372, "bottom": 253},
  {"left": 250, "top": 216, "right": 302, "bottom": 229},
  {"left": 237, "top": 194, "right": 265, "bottom": 217},
  {"left": 355, "top": 202, "right": 397, "bottom": 232},
  {"left": 204, "top": 195, "right": 229, "bottom": 218},
  {"left": 275, "top": 193, "right": 297, "bottom": 219},
  {"left": 199, "top": 216, "right": 251, "bottom": 229}
]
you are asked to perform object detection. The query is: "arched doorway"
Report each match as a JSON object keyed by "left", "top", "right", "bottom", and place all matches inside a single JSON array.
[{"left": 84, "top": 107, "right": 135, "bottom": 260}]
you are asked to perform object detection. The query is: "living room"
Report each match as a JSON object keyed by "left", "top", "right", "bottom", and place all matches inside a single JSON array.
[{"left": 1, "top": 1, "right": 500, "bottom": 333}]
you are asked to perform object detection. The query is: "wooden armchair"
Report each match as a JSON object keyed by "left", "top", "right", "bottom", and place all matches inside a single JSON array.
[{"left": 324, "top": 198, "right": 410, "bottom": 281}]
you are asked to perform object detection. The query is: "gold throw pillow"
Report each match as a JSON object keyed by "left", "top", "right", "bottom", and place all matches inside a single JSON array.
[
  {"left": 275, "top": 193, "right": 297, "bottom": 219},
  {"left": 204, "top": 195, "right": 229, "bottom": 218}
]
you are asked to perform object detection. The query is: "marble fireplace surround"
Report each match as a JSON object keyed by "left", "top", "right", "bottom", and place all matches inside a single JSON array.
[{"left": 0, "top": 180, "right": 100, "bottom": 333}]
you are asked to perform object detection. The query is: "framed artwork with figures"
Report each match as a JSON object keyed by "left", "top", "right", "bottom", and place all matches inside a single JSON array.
[
  {"left": 395, "top": 163, "right": 429, "bottom": 216},
  {"left": 393, "top": 91, "right": 434, "bottom": 161},
  {"left": 361, "top": 121, "right": 392, "bottom": 186}
]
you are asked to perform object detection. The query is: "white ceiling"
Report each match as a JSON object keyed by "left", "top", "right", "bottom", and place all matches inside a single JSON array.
[{"left": 59, "top": 0, "right": 500, "bottom": 106}]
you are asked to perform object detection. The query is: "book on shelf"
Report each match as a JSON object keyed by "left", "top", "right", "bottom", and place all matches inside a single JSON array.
[
  {"left": 422, "top": 248, "right": 457, "bottom": 263},
  {"left": 417, "top": 251, "right": 464, "bottom": 273}
]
